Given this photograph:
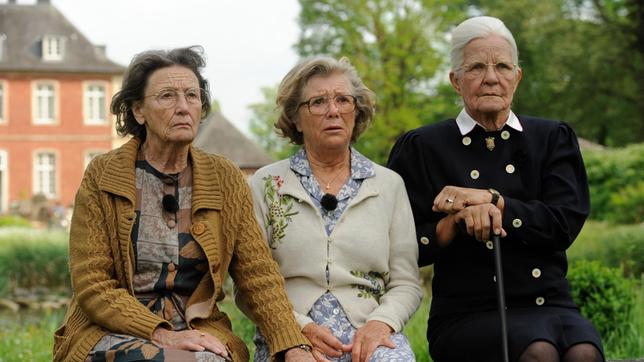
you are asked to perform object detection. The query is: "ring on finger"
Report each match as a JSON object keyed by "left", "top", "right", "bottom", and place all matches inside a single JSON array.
[
  {"left": 446, "top": 198, "right": 454, "bottom": 203},
  {"left": 200, "top": 332, "right": 206, "bottom": 337}
]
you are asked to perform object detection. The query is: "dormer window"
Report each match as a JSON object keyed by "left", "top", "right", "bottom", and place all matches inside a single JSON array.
[
  {"left": 42, "top": 35, "right": 65, "bottom": 61},
  {"left": 0, "top": 34, "right": 6, "bottom": 61}
]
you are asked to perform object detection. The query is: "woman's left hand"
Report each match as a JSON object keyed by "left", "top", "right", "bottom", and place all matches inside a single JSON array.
[
  {"left": 433, "top": 186, "right": 496, "bottom": 214},
  {"left": 349, "top": 320, "right": 396, "bottom": 362}
]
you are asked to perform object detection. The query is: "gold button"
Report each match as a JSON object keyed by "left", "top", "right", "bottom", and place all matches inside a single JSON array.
[
  {"left": 486, "top": 241, "right": 494, "bottom": 250},
  {"left": 532, "top": 268, "right": 541, "bottom": 278},
  {"left": 168, "top": 263, "right": 176, "bottom": 272},
  {"left": 512, "top": 218, "right": 522, "bottom": 228},
  {"left": 167, "top": 219, "right": 176, "bottom": 229},
  {"left": 462, "top": 136, "right": 472, "bottom": 146},
  {"left": 192, "top": 222, "right": 205, "bottom": 235},
  {"left": 536, "top": 296, "right": 545, "bottom": 306},
  {"left": 505, "top": 164, "right": 515, "bottom": 174},
  {"left": 501, "top": 130, "right": 510, "bottom": 140},
  {"left": 420, "top": 236, "right": 430, "bottom": 245},
  {"left": 470, "top": 170, "right": 480, "bottom": 179}
]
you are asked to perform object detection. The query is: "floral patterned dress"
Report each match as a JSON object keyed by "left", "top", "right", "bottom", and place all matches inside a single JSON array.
[
  {"left": 253, "top": 148, "right": 415, "bottom": 362},
  {"left": 87, "top": 153, "right": 226, "bottom": 362}
]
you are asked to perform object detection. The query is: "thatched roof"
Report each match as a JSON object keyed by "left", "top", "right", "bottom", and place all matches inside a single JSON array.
[
  {"left": 194, "top": 110, "right": 273, "bottom": 169},
  {"left": 0, "top": 2, "right": 124, "bottom": 74}
]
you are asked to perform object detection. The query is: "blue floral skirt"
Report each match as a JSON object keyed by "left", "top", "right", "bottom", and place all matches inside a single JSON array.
[{"left": 254, "top": 292, "right": 415, "bottom": 361}]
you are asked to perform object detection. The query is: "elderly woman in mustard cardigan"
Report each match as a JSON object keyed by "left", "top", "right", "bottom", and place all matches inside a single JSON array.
[{"left": 53, "top": 46, "right": 313, "bottom": 362}]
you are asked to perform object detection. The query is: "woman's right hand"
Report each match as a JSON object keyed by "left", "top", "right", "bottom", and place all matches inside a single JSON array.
[
  {"left": 151, "top": 327, "right": 229, "bottom": 358},
  {"left": 302, "top": 323, "right": 351, "bottom": 361},
  {"left": 454, "top": 203, "right": 506, "bottom": 242}
]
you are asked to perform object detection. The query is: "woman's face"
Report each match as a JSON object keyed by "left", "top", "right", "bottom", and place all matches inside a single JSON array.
[
  {"left": 133, "top": 65, "right": 202, "bottom": 146},
  {"left": 296, "top": 72, "right": 356, "bottom": 152},
  {"left": 449, "top": 35, "right": 522, "bottom": 122}
]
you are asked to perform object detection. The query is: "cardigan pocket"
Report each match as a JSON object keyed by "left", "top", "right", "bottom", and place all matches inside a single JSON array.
[{"left": 52, "top": 325, "right": 71, "bottom": 360}]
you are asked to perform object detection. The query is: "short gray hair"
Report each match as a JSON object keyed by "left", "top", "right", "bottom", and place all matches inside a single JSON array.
[
  {"left": 275, "top": 56, "right": 376, "bottom": 145},
  {"left": 450, "top": 16, "right": 519, "bottom": 73}
]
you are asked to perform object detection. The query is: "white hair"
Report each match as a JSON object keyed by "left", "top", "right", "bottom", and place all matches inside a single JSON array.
[{"left": 450, "top": 16, "right": 519, "bottom": 72}]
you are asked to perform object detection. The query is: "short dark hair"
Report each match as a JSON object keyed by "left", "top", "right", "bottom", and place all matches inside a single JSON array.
[{"left": 111, "top": 46, "right": 211, "bottom": 139}]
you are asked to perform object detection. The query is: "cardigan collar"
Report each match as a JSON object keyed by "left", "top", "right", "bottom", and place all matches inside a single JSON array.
[{"left": 98, "top": 137, "right": 222, "bottom": 212}]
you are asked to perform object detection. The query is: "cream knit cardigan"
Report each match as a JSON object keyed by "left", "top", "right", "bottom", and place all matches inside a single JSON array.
[{"left": 247, "top": 159, "right": 423, "bottom": 332}]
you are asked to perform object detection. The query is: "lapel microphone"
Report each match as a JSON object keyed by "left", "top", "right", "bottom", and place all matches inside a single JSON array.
[
  {"left": 321, "top": 193, "right": 338, "bottom": 211},
  {"left": 162, "top": 194, "right": 179, "bottom": 213}
]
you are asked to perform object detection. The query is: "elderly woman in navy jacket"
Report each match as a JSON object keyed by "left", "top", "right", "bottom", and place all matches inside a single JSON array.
[{"left": 388, "top": 16, "right": 604, "bottom": 362}]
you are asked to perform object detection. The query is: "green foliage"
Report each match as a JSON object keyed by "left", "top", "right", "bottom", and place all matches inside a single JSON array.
[
  {"left": 568, "top": 260, "right": 637, "bottom": 340},
  {"left": 0, "top": 228, "right": 70, "bottom": 297},
  {"left": 296, "top": 0, "right": 466, "bottom": 164},
  {"left": 248, "top": 86, "right": 298, "bottom": 160},
  {"left": 476, "top": 0, "right": 643, "bottom": 146},
  {"left": 0, "top": 309, "right": 64, "bottom": 362},
  {"left": 0, "top": 215, "right": 31, "bottom": 228},
  {"left": 583, "top": 143, "right": 644, "bottom": 223},
  {"left": 570, "top": 221, "right": 644, "bottom": 278}
]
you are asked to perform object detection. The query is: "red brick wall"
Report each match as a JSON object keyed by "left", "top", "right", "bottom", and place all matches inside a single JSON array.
[{"left": 0, "top": 73, "right": 115, "bottom": 211}]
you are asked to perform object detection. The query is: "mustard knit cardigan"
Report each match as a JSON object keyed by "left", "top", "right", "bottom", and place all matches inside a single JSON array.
[{"left": 53, "top": 138, "right": 308, "bottom": 361}]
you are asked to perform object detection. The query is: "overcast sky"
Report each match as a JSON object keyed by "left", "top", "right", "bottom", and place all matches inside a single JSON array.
[{"left": 51, "top": 0, "right": 301, "bottom": 135}]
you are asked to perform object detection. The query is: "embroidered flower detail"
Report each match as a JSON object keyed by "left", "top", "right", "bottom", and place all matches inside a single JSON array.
[
  {"left": 263, "top": 175, "right": 298, "bottom": 249},
  {"left": 350, "top": 270, "right": 389, "bottom": 301}
]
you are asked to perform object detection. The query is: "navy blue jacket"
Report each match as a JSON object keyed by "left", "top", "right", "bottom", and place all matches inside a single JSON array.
[{"left": 387, "top": 116, "right": 589, "bottom": 318}]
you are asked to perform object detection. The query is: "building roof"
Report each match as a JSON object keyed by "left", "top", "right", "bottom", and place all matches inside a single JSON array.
[
  {"left": 194, "top": 110, "right": 274, "bottom": 169},
  {"left": 0, "top": 1, "right": 124, "bottom": 74}
]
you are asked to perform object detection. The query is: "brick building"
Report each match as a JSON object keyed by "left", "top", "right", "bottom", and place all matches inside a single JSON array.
[{"left": 0, "top": 0, "right": 124, "bottom": 213}]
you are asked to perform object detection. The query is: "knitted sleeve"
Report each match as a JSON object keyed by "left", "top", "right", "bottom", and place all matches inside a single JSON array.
[
  {"left": 366, "top": 172, "right": 424, "bottom": 332},
  {"left": 217, "top": 159, "right": 310, "bottom": 356},
  {"left": 68, "top": 157, "right": 170, "bottom": 338}
]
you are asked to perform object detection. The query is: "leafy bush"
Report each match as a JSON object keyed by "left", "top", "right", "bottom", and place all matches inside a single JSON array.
[
  {"left": 0, "top": 227, "right": 70, "bottom": 297},
  {"left": 0, "top": 215, "right": 31, "bottom": 228},
  {"left": 568, "top": 260, "right": 636, "bottom": 339},
  {"left": 584, "top": 143, "right": 644, "bottom": 223},
  {"left": 569, "top": 221, "right": 644, "bottom": 278}
]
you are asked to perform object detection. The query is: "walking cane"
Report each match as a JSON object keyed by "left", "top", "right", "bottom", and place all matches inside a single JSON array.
[{"left": 492, "top": 233, "right": 509, "bottom": 362}]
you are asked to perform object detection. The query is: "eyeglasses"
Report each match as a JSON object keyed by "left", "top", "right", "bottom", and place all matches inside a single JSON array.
[
  {"left": 299, "top": 94, "right": 356, "bottom": 115},
  {"left": 144, "top": 88, "right": 207, "bottom": 108},
  {"left": 458, "top": 62, "right": 517, "bottom": 78}
]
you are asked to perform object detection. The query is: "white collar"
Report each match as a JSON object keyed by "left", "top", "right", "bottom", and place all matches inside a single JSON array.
[{"left": 455, "top": 109, "right": 523, "bottom": 135}]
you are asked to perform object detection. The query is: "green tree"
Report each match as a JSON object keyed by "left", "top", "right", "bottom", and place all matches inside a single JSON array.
[
  {"left": 474, "top": 0, "right": 643, "bottom": 146},
  {"left": 248, "top": 86, "right": 297, "bottom": 159},
  {"left": 296, "top": 0, "right": 467, "bottom": 164}
]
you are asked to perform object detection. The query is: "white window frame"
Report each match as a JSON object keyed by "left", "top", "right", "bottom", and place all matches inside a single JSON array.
[
  {"left": 83, "top": 81, "right": 108, "bottom": 125},
  {"left": 0, "top": 149, "right": 7, "bottom": 213},
  {"left": 33, "top": 150, "right": 58, "bottom": 199},
  {"left": 83, "top": 149, "right": 105, "bottom": 170},
  {"left": 42, "top": 35, "right": 65, "bottom": 61},
  {"left": 32, "top": 80, "right": 59, "bottom": 125},
  {"left": 0, "top": 80, "right": 6, "bottom": 124},
  {"left": 0, "top": 34, "right": 6, "bottom": 61}
]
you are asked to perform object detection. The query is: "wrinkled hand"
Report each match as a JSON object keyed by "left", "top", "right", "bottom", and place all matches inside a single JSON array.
[
  {"left": 433, "top": 186, "right": 496, "bottom": 214},
  {"left": 302, "top": 323, "right": 350, "bottom": 361},
  {"left": 284, "top": 346, "right": 316, "bottom": 361},
  {"left": 454, "top": 204, "right": 506, "bottom": 241},
  {"left": 349, "top": 320, "right": 395, "bottom": 362},
  {"left": 151, "top": 327, "right": 228, "bottom": 358}
]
